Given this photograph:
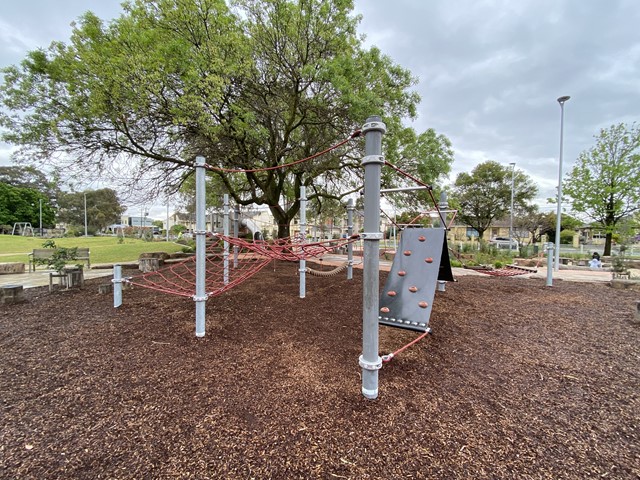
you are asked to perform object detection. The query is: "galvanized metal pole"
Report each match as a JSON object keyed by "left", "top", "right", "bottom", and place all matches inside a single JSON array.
[
  {"left": 346, "top": 198, "right": 354, "bottom": 280},
  {"left": 233, "top": 205, "right": 240, "bottom": 269},
  {"left": 299, "top": 186, "right": 307, "bottom": 298},
  {"left": 359, "top": 116, "right": 386, "bottom": 400},
  {"left": 84, "top": 193, "right": 88, "bottom": 237},
  {"left": 166, "top": 203, "right": 170, "bottom": 242},
  {"left": 194, "top": 156, "right": 207, "bottom": 337},
  {"left": 438, "top": 191, "right": 448, "bottom": 292},
  {"left": 509, "top": 163, "right": 516, "bottom": 253},
  {"left": 113, "top": 264, "right": 122, "bottom": 308},
  {"left": 546, "top": 242, "right": 554, "bottom": 287},
  {"left": 555, "top": 96, "right": 570, "bottom": 272},
  {"left": 223, "top": 194, "right": 230, "bottom": 285}
]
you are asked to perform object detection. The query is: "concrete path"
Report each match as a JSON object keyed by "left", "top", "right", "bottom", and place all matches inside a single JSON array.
[
  {"left": 309, "top": 255, "right": 620, "bottom": 284},
  {"left": 0, "top": 268, "right": 114, "bottom": 289}
]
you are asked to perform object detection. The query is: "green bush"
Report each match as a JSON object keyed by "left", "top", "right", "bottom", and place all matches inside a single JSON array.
[
  {"left": 560, "top": 229, "right": 574, "bottom": 244},
  {"left": 179, "top": 239, "right": 196, "bottom": 253}
]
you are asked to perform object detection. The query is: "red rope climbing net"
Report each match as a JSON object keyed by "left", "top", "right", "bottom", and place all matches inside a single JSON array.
[
  {"left": 125, "top": 234, "right": 361, "bottom": 298},
  {"left": 220, "top": 234, "right": 360, "bottom": 262},
  {"left": 126, "top": 237, "right": 272, "bottom": 298},
  {"left": 478, "top": 265, "right": 537, "bottom": 277}
]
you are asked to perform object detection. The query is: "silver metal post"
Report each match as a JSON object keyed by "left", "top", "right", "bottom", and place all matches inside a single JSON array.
[
  {"left": 84, "top": 193, "right": 88, "bottom": 237},
  {"left": 194, "top": 156, "right": 207, "bottom": 337},
  {"left": 546, "top": 242, "right": 554, "bottom": 287},
  {"left": 113, "top": 264, "right": 122, "bottom": 308},
  {"left": 359, "top": 115, "right": 386, "bottom": 400},
  {"left": 509, "top": 162, "right": 515, "bottom": 253},
  {"left": 299, "top": 186, "right": 307, "bottom": 298},
  {"left": 438, "top": 191, "right": 448, "bottom": 292},
  {"left": 39, "top": 199, "right": 42, "bottom": 237},
  {"left": 166, "top": 203, "right": 170, "bottom": 242},
  {"left": 223, "top": 194, "right": 229, "bottom": 285},
  {"left": 347, "top": 198, "right": 354, "bottom": 280},
  {"left": 233, "top": 205, "right": 240, "bottom": 269},
  {"left": 555, "top": 95, "right": 570, "bottom": 271}
]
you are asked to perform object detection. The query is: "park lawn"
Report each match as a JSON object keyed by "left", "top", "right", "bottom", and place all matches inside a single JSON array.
[{"left": 0, "top": 235, "right": 184, "bottom": 266}]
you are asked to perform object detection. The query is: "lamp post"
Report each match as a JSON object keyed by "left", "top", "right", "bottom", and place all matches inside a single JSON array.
[
  {"left": 84, "top": 193, "right": 88, "bottom": 237},
  {"left": 509, "top": 163, "right": 515, "bottom": 252},
  {"left": 555, "top": 95, "right": 570, "bottom": 271}
]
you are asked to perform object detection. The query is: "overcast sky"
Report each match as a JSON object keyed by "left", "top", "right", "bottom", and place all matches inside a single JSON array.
[{"left": 1, "top": 0, "right": 639, "bottom": 218}]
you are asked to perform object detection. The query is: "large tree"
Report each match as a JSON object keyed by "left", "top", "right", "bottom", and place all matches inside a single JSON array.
[
  {"left": 0, "top": 0, "right": 452, "bottom": 238},
  {"left": 563, "top": 123, "right": 640, "bottom": 256},
  {"left": 0, "top": 166, "right": 61, "bottom": 205},
  {"left": 0, "top": 183, "right": 55, "bottom": 228},
  {"left": 57, "top": 189, "right": 126, "bottom": 233},
  {"left": 451, "top": 161, "right": 537, "bottom": 240}
]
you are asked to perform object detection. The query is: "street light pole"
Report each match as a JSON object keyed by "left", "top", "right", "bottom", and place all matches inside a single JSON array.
[
  {"left": 555, "top": 95, "right": 570, "bottom": 272},
  {"left": 84, "top": 193, "right": 88, "bottom": 237},
  {"left": 509, "top": 162, "right": 516, "bottom": 252}
]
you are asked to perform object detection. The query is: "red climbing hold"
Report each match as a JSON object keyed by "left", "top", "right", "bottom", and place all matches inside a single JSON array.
[
  {"left": 380, "top": 307, "right": 390, "bottom": 313},
  {"left": 418, "top": 236, "right": 426, "bottom": 242},
  {"left": 418, "top": 301, "right": 428, "bottom": 308},
  {"left": 398, "top": 270, "right": 406, "bottom": 277},
  {"left": 387, "top": 291, "right": 397, "bottom": 297},
  {"left": 425, "top": 257, "right": 433, "bottom": 263},
  {"left": 403, "top": 250, "right": 412, "bottom": 256},
  {"left": 409, "top": 286, "right": 418, "bottom": 293}
]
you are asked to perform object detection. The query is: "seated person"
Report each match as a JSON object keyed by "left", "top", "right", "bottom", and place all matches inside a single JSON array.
[{"left": 589, "top": 256, "right": 602, "bottom": 269}]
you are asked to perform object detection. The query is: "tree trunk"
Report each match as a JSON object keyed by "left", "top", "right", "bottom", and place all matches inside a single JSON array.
[
  {"left": 604, "top": 232, "right": 613, "bottom": 256},
  {"left": 269, "top": 205, "right": 292, "bottom": 239}
]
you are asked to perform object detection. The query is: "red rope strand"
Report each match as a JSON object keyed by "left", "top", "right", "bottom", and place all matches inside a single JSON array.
[
  {"left": 204, "top": 130, "right": 361, "bottom": 174},
  {"left": 382, "top": 330, "right": 431, "bottom": 363}
]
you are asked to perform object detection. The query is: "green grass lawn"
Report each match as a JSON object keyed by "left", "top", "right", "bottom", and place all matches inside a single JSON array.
[{"left": 0, "top": 235, "right": 185, "bottom": 266}]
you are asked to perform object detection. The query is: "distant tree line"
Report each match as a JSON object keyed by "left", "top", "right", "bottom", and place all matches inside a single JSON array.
[{"left": 0, "top": 166, "right": 125, "bottom": 235}]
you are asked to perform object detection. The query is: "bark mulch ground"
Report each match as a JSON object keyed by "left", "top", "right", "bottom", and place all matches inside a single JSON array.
[{"left": 1, "top": 261, "right": 638, "bottom": 479}]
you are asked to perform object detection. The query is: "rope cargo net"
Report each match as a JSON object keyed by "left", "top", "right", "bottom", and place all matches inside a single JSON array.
[{"left": 125, "top": 234, "right": 360, "bottom": 298}]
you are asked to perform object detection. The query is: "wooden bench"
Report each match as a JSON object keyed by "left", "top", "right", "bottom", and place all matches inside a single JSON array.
[{"left": 28, "top": 248, "right": 91, "bottom": 272}]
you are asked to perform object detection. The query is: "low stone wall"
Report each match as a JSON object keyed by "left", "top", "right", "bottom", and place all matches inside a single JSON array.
[
  {"left": 610, "top": 279, "right": 640, "bottom": 292},
  {"left": 0, "top": 263, "right": 25, "bottom": 274},
  {"left": 1, "top": 284, "right": 24, "bottom": 304}
]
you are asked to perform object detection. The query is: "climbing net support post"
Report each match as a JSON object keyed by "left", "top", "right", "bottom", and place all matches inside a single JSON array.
[
  {"left": 360, "top": 115, "right": 386, "bottom": 400},
  {"left": 347, "top": 198, "right": 355, "bottom": 280},
  {"left": 223, "top": 194, "right": 230, "bottom": 286},
  {"left": 299, "top": 185, "right": 307, "bottom": 299},
  {"left": 438, "top": 191, "right": 449, "bottom": 292},
  {"left": 233, "top": 205, "right": 240, "bottom": 269},
  {"left": 195, "top": 155, "right": 207, "bottom": 337},
  {"left": 113, "top": 264, "right": 122, "bottom": 308}
]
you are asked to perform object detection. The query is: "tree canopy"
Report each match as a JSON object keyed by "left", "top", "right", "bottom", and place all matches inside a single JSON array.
[
  {"left": 0, "top": 183, "right": 55, "bottom": 228},
  {"left": 0, "top": 0, "right": 453, "bottom": 237},
  {"left": 563, "top": 123, "right": 640, "bottom": 255},
  {"left": 451, "top": 161, "right": 538, "bottom": 240},
  {"left": 57, "top": 189, "right": 126, "bottom": 234},
  {"left": 0, "top": 166, "right": 61, "bottom": 205}
]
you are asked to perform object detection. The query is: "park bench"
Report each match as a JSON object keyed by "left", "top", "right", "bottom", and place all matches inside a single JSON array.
[{"left": 28, "top": 248, "right": 91, "bottom": 273}]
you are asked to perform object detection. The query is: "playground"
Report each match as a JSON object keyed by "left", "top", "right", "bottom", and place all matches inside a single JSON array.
[{"left": 1, "top": 262, "right": 638, "bottom": 479}]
